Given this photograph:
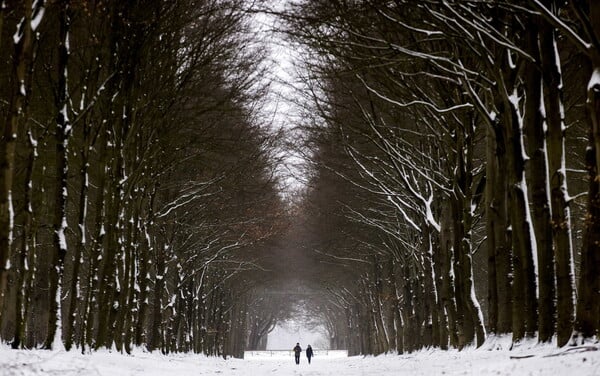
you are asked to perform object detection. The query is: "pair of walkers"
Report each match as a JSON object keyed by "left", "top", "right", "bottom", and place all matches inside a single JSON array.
[{"left": 292, "top": 343, "right": 314, "bottom": 364}]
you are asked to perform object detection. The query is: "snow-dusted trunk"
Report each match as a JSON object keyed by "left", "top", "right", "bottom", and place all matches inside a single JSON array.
[
  {"left": 502, "top": 82, "right": 538, "bottom": 342},
  {"left": 383, "top": 257, "right": 398, "bottom": 350},
  {"left": 450, "top": 113, "right": 485, "bottom": 348},
  {"left": 46, "top": 0, "right": 71, "bottom": 350},
  {"left": 12, "top": 1, "right": 42, "bottom": 345},
  {"left": 193, "top": 273, "right": 206, "bottom": 353},
  {"left": 64, "top": 120, "right": 91, "bottom": 351},
  {"left": 135, "top": 188, "right": 155, "bottom": 346},
  {"left": 0, "top": 0, "right": 34, "bottom": 328},
  {"left": 121, "top": 204, "right": 141, "bottom": 354},
  {"left": 111, "top": 157, "right": 130, "bottom": 352},
  {"left": 95, "top": 143, "right": 123, "bottom": 349},
  {"left": 81, "top": 133, "right": 108, "bottom": 350},
  {"left": 522, "top": 22, "right": 555, "bottom": 343},
  {"left": 148, "top": 243, "right": 166, "bottom": 351},
  {"left": 431, "top": 226, "right": 449, "bottom": 349},
  {"left": 439, "top": 203, "right": 458, "bottom": 348},
  {"left": 419, "top": 239, "right": 436, "bottom": 348},
  {"left": 539, "top": 6, "right": 575, "bottom": 346}
]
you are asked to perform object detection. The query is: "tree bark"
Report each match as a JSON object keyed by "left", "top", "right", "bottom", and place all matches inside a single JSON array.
[
  {"left": 539, "top": 2, "right": 575, "bottom": 346},
  {"left": 575, "top": 29, "right": 600, "bottom": 337},
  {"left": 45, "top": 0, "right": 72, "bottom": 350},
  {"left": 498, "top": 66, "right": 539, "bottom": 342},
  {"left": 13, "top": 130, "right": 37, "bottom": 349},
  {"left": 439, "top": 203, "right": 458, "bottom": 347},
  {"left": 523, "top": 21, "right": 555, "bottom": 343}
]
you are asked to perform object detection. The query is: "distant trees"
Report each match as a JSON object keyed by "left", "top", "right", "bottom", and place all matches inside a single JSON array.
[
  {"left": 0, "top": 0, "right": 285, "bottom": 356},
  {"left": 283, "top": 0, "right": 599, "bottom": 354}
]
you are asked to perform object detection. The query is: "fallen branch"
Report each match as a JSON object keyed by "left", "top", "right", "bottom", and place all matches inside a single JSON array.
[{"left": 543, "top": 346, "right": 599, "bottom": 358}]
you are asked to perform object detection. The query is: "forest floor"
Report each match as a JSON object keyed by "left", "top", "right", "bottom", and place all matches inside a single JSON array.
[{"left": 1, "top": 337, "right": 599, "bottom": 375}]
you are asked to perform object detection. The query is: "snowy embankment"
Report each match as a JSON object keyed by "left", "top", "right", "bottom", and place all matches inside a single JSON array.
[{"left": 1, "top": 337, "right": 599, "bottom": 376}]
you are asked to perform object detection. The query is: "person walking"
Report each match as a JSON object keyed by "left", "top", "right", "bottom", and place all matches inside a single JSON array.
[
  {"left": 306, "top": 344, "right": 314, "bottom": 364},
  {"left": 293, "top": 343, "right": 302, "bottom": 365}
]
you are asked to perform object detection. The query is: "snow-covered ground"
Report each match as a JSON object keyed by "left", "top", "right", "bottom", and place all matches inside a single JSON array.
[{"left": 1, "top": 337, "right": 599, "bottom": 375}]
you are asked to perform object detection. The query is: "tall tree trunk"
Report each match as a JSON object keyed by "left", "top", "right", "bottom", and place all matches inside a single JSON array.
[
  {"left": 422, "top": 233, "right": 440, "bottom": 348},
  {"left": 499, "top": 72, "right": 539, "bottom": 342},
  {"left": 64, "top": 120, "right": 91, "bottom": 351},
  {"left": 575, "top": 36, "right": 600, "bottom": 339},
  {"left": 539, "top": 2, "right": 575, "bottom": 346},
  {"left": 488, "top": 49, "right": 513, "bottom": 337},
  {"left": 439, "top": 203, "right": 458, "bottom": 347},
  {"left": 430, "top": 227, "right": 448, "bottom": 349},
  {"left": 13, "top": 130, "right": 37, "bottom": 349},
  {"left": 485, "top": 120, "right": 513, "bottom": 336},
  {"left": 485, "top": 124, "right": 499, "bottom": 334},
  {"left": 81, "top": 133, "right": 108, "bottom": 350},
  {"left": 452, "top": 115, "right": 485, "bottom": 348},
  {"left": 575, "top": 140, "right": 600, "bottom": 339},
  {"left": 95, "top": 126, "right": 125, "bottom": 349},
  {"left": 494, "top": 153, "right": 513, "bottom": 335},
  {"left": 135, "top": 215, "right": 153, "bottom": 346},
  {"left": 573, "top": 0, "right": 600, "bottom": 342},
  {"left": 45, "top": 0, "right": 71, "bottom": 350},
  {"left": 523, "top": 22, "right": 555, "bottom": 343},
  {"left": 149, "top": 243, "right": 166, "bottom": 351},
  {"left": 382, "top": 257, "right": 397, "bottom": 350}
]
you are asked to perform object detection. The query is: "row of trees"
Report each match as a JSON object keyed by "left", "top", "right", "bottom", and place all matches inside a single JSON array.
[
  {"left": 0, "top": 0, "right": 285, "bottom": 357},
  {"left": 281, "top": 0, "right": 600, "bottom": 354}
]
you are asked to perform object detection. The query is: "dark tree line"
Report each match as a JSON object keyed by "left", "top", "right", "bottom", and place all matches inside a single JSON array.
[
  {"left": 0, "top": 0, "right": 286, "bottom": 357},
  {"left": 279, "top": 0, "right": 600, "bottom": 354}
]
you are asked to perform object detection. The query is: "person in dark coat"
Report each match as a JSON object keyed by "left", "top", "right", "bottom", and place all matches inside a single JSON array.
[
  {"left": 293, "top": 343, "right": 302, "bottom": 364},
  {"left": 306, "top": 344, "right": 314, "bottom": 364}
]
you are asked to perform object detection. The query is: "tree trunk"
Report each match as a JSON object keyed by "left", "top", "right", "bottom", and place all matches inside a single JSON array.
[
  {"left": 575, "top": 143, "right": 600, "bottom": 339},
  {"left": 575, "top": 39, "right": 600, "bottom": 338},
  {"left": 573, "top": 0, "right": 600, "bottom": 342},
  {"left": 439, "top": 203, "right": 458, "bottom": 347},
  {"left": 46, "top": 0, "right": 72, "bottom": 349},
  {"left": 64, "top": 120, "right": 92, "bottom": 351},
  {"left": 539, "top": 3, "right": 575, "bottom": 346},
  {"left": 523, "top": 22, "right": 555, "bottom": 343},
  {"left": 485, "top": 124, "right": 499, "bottom": 334},
  {"left": 12, "top": 130, "right": 36, "bottom": 349},
  {"left": 431, "top": 227, "right": 448, "bottom": 349},
  {"left": 489, "top": 55, "right": 513, "bottom": 337},
  {"left": 499, "top": 72, "right": 539, "bottom": 342},
  {"left": 149, "top": 244, "right": 166, "bottom": 351}
]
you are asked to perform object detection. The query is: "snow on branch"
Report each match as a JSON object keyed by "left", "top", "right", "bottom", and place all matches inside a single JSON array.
[{"left": 357, "top": 75, "right": 473, "bottom": 113}]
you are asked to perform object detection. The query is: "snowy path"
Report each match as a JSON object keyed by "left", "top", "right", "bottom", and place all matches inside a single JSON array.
[{"left": 2, "top": 340, "right": 600, "bottom": 375}]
